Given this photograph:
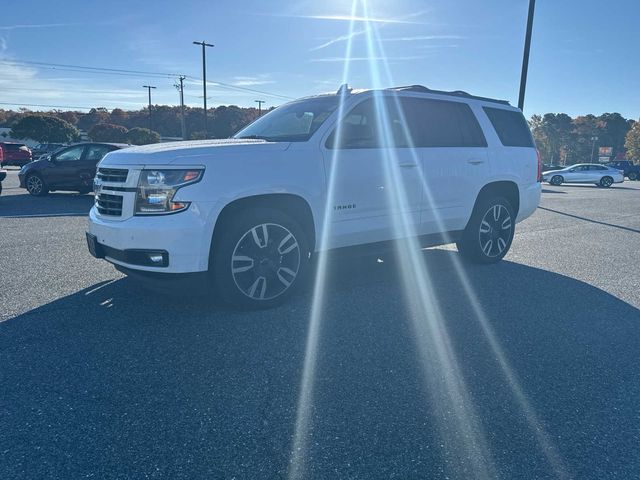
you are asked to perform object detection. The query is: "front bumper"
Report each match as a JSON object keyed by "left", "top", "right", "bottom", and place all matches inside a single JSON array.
[{"left": 87, "top": 203, "right": 219, "bottom": 273}]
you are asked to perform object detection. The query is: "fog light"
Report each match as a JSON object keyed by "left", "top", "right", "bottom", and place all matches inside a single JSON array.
[{"left": 148, "top": 254, "right": 164, "bottom": 264}]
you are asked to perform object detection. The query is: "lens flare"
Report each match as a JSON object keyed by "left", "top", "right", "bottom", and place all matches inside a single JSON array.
[{"left": 287, "top": 2, "right": 359, "bottom": 479}]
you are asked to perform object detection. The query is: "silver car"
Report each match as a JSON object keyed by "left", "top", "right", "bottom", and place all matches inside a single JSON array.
[{"left": 542, "top": 163, "right": 624, "bottom": 188}]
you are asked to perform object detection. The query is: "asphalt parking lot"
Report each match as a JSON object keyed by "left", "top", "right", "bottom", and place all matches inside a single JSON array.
[{"left": 1, "top": 167, "right": 639, "bottom": 479}]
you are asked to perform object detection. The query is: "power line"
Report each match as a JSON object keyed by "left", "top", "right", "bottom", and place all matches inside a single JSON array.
[
  {"left": 0, "top": 59, "right": 180, "bottom": 78},
  {"left": 191, "top": 77, "right": 293, "bottom": 100},
  {"left": 0, "top": 101, "right": 95, "bottom": 110},
  {"left": 1, "top": 58, "right": 294, "bottom": 102}
]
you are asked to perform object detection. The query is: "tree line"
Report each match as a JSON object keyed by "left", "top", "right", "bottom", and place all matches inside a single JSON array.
[
  {"left": 529, "top": 112, "right": 639, "bottom": 164},
  {"left": 0, "top": 104, "right": 266, "bottom": 143},
  {"left": 1, "top": 105, "right": 639, "bottom": 162}
]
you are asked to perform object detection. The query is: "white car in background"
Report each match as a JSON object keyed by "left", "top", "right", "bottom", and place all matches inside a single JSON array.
[{"left": 542, "top": 164, "right": 624, "bottom": 187}]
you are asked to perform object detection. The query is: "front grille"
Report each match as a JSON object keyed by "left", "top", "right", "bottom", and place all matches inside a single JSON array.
[
  {"left": 96, "top": 193, "right": 123, "bottom": 216},
  {"left": 97, "top": 168, "right": 128, "bottom": 183}
]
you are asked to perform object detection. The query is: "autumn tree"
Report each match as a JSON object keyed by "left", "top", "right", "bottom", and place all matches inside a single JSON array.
[
  {"left": 127, "top": 127, "right": 160, "bottom": 145},
  {"left": 10, "top": 115, "right": 80, "bottom": 143},
  {"left": 89, "top": 123, "right": 128, "bottom": 143},
  {"left": 77, "top": 107, "right": 111, "bottom": 132},
  {"left": 625, "top": 121, "right": 640, "bottom": 162}
]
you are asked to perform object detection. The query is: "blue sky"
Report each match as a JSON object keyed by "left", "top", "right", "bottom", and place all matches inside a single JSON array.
[{"left": 1, "top": 0, "right": 638, "bottom": 118}]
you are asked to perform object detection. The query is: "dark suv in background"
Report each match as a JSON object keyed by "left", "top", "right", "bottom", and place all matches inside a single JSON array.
[
  {"left": 31, "top": 143, "right": 66, "bottom": 161},
  {"left": 0, "top": 142, "right": 32, "bottom": 167},
  {"left": 18, "top": 142, "right": 128, "bottom": 196}
]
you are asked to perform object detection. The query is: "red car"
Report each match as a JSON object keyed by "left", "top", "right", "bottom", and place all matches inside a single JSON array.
[{"left": 0, "top": 142, "right": 32, "bottom": 167}]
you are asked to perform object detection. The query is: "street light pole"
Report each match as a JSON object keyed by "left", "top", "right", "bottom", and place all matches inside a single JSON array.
[
  {"left": 193, "top": 40, "right": 214, "bottom": 138},
  {"left": 591, "top": 136, "right": 598, "bottom": 162},
  {"left": 518, "top": 0, "right": 536, "bottom": 111},
  {"left": 143, "top": 85, "right": 156, "bottom": 131},
  {"left": 255, "top": 100, "right": 265, "bottom": 116}
]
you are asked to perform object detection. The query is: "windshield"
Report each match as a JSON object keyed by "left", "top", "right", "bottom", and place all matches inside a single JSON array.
[{"left": 234, "top": 96, "right": 339, "bottom": 142}]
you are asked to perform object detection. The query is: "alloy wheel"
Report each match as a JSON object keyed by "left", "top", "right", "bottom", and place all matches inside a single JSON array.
[
  {"left": 231, "top": 223, "right": 301, "bottom": 301},
  {"left": 27, "top": 175, "right": 43, "bottom": 195},
  {"left": 600, "top": 176, "right": 613, "bottom": 187},
  {"left": 478, "top": 204, "right": 513, "bottom": 258}
]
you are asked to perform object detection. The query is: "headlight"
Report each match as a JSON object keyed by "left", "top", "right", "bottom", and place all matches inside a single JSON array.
[{"left": 135, "top": 169, "right": 203, "bottom": 215}]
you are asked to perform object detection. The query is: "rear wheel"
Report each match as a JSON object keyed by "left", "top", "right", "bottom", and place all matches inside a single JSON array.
[
  {"left": 457, "top": 196, "right": 515, "bottom": 264},
  {"left": 599, "top": 176, "right": 613, "bottom": 188},
  {"left": 628, "top": 172, "right": 638, "bottom": 181},
  {"left": 25, "top": 173, "right": 48, "bottom": 196},
  {"left": 549, "top": 175, "right": 563, "bottom": 186},
  {"left": 210, "top": 208, "right": 310, "bottom": 309}
]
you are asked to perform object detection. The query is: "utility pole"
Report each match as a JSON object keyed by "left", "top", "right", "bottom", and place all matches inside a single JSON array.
[
  {"left": 518, "top": 0, "right": 536, "bottom": 111},
  {"left": 192, "top": 40, "right": 214, "bottom": 138},
  {"left": 591, "top": 136, "right": 598, "bottom": 162},
  {"left": 174, "top": 75, "right": 186, "bottom": 140},
  {"left": 255, "top": 100, "right": 265, "bottom": 116},
  {"left": 143, "top": 85, "right": 156, "bottom": 131}
]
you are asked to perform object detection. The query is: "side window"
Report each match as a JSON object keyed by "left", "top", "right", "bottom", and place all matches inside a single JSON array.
[
  {"left": 328, "top": 99, "right": 380, "bottom": 149},
  {"left": 54, "top": 145, "right": 85, "bottom": 162},
  {"left": 85, "top": 145, "right": 114, "bottom": 163},
  {"left": 403, "top": 98, "right": 487, "bottom": 148},
  {"left": 483, "top": 107, "right": 535, "bottom": 147},
  {"left": 327, "top": 96, "right": 486, "bottom": 149}
]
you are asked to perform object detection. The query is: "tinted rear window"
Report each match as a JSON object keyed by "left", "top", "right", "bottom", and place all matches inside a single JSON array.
[
  {"left": 4, "top": 144, "right": 25, "bottom": 151},
  {"left": 483, "top": 107, "right": 534, "bottom": 147},
  {"left": 403, "top": 97, "right": 487, "bottom": 148}
]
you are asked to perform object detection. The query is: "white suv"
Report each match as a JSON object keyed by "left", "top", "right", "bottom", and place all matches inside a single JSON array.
[{"left": 87, "top": 85, "right": 541, "bottom": 308}]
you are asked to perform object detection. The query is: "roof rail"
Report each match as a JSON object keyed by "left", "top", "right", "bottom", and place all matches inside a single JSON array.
[{"left": 389, "top": 85, "right": 511, "bottom": 106}]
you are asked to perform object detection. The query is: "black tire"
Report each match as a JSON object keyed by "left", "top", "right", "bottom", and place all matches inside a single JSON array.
[
  {"left": 599, "top": 176, "right": 613, "bottom": 188},
  {"left": 25, "top": 173, "right": 48, "bottom": 196},
  {"left": 210, "top": 207, "right": 311, "bottom": 309},
  {"left": 549, "top": 175, "right": 563, "bottom": 186},
  {"left": 0, "top": 182, "right": 3, "bottom": 196},
  {"left": 456, "top": 196, "right": 515, "bottom": 264},
  {"left": 628, "top": 172, "right": 638, "bottom": 181}
]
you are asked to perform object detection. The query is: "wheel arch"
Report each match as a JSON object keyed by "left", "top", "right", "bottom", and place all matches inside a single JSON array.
[
  {"left": 473, "top": 180, "right": 520, "bottom": 217},
  {"left": 210, "top": 193, "right": 317, "bottom": 255}
]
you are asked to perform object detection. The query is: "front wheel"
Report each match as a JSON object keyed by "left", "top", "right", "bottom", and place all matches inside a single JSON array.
[
  {"left": 210, "top": 208, "right": 310, "bottom": 309},
  {"left": 599, "top": 176, "right": 613, "bottom": 188},
  {"left": 457, "top": 196, "right": 515, "bottom": 264},
  {"left": 25, "top": 174, "right": 48, "bottom": 196},
  {"left": 627, "top": 172, "right": 637, "bottom": 181}
]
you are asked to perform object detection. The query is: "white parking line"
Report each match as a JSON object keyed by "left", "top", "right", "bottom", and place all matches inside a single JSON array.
[{"left": 0, "top": 212, "right": 89, "bottom": 218}]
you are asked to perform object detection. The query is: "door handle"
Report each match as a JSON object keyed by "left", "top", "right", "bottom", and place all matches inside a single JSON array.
[
  {"left": 399, "top": 163, "right": 418, "bottom": 168},
  {"left": 468, "top": 159, "right": 484, "bottom": 165}
]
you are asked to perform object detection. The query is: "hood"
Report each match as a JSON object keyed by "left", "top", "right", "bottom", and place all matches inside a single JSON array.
[
  {"left": 21, "top": 158, "right": 48, "bottom": 171},
  {"left": 100, "top": 139, "right": 290, "bottom": 167},
  {"left": 542, "top": 169, "right": 565, "bottom": 175}
]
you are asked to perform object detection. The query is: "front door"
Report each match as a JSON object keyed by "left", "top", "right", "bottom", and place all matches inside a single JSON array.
[
  {"left": 48, "top": 145, "right": 87, "bottom": 189},
  {"left": 565, "top": 165, "right": 590, "bottom": 183},
  {"left": 320, "top": 96, "right": 424, "bottom": 249}
]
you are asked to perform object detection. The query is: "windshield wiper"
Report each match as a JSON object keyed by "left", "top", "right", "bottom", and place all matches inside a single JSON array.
[{"left": 235, "top": 135, "right": 274, "bottom": 141}]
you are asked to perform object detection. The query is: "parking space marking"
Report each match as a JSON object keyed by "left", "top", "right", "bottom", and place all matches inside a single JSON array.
[{"left": 0, "top": 212, "right": 89, "bottom": 218}]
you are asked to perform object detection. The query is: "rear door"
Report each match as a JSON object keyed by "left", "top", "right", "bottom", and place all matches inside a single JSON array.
[
  {"left": 78, "top": 144, "right": 117, "bottom": 188},
  {"left": 402, "top": 97, "right": 489, "bottom": 233}
]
